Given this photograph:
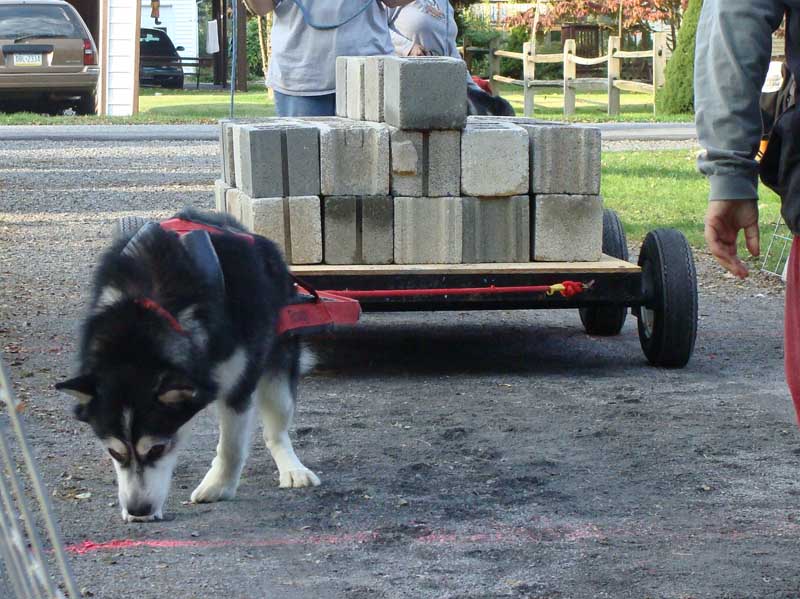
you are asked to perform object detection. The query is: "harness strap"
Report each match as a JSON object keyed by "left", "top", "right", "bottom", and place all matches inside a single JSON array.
[
  {"left": 290, "top": 0, "right": 373, "bottom": 31},
  {"left": 134, "top": 298, "right": 186, "bottom": 335}
]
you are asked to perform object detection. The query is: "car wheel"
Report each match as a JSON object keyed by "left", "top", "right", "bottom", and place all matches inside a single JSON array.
[{"left": 76, "top": 93, "right": 97, "bottom": 116}]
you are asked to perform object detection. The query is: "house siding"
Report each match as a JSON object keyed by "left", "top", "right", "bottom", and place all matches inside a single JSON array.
[{"left": 106, "top": 0, "right": 138, "bottom": 116}]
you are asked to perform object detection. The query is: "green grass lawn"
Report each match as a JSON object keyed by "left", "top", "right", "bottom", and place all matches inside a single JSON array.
[
  {"left": 0, "top": 84, "right": 688, "bottom": 125},
  {"left": 494, "top": 83, "right": 694, "bottom": 123},
  {"left": 602, "top": 149, "right": 782, "bottom": 271}
]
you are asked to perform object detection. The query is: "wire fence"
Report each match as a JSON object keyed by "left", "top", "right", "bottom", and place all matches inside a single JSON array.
[
  {"left": 0, "top": 357, "right": 79, "bottom": 599},
  {"left": 761, "top": 218, "right": 793, "bottom": 280}
]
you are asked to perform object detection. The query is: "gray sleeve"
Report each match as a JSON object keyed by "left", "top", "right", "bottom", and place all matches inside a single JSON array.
[{"left": 695, "top": 0, "right": 784, "bottom": 200}]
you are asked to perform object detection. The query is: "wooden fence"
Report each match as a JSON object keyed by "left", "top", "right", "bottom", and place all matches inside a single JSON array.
[{"left": 469, "top": 32, "right": 670, "bottom": 117}]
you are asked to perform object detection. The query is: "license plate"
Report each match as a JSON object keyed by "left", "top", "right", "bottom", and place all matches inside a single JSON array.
[{"left": 13, "top": 54, "right": 42, "bottom": 67}]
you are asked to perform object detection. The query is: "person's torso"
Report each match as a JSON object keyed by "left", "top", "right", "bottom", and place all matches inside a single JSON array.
[
  {"left": 268, "top": 0, "right": 394, "bottom": 94},
  {"left": 388, "top": 0, "right": 457, "bottom": 57}
]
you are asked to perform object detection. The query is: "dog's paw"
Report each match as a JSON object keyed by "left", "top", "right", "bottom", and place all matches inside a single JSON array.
[
  {"left": 121, "top": 509, "right": 162, "bottom": 523},
  {"left": 279, "top": 468, "right": 321, "bottom": 489},
  {"left": 190, "top": 472, "right": 238, "bottom": 504}
]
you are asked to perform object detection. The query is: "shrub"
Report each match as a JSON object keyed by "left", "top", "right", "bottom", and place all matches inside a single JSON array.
[
  {"left": 246, "top": 17, "right": 265, "bottom": 80},
  {"left": 656, "top": 0, "right": 703, "bottom": 114}
]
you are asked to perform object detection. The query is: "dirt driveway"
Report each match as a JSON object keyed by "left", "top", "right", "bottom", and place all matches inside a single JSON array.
[{"left": 1, "top": 140, "right": 799, "bottom": 599}]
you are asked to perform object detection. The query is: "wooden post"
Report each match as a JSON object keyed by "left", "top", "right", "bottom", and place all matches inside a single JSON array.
[
  {"left": 236, "top": 0, "right": 248, "bottom": 92},
  {"left": 132, "top": 3, "right": 142, "bottom": 114},
  {"left": 523, "top": 41, "right": 535, "bottom": 117},
  {"left": 488, "top": 37, "right": 500, "bottom": 85},
  {"left": 608, "top": 35, "right": 621, "bottom": 117},
  {"left": 652, "top": 31, "right": 668, "bottom": 114},
  {"left": 563, "top": 38, "right": 576, "bottom": 117},
  {"left": 463, "top": 34, "right": 472, "bottom": 74},
  {"left": 97, "top": 0, "right": 107, "bottom": 115}
]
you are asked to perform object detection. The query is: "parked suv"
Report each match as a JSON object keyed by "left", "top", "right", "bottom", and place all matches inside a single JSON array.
[
  {"left": 0, "top": 0, "right": 99, "bottom": 114},
  {"left": 139, "top": 28, "right": 184, "bottom": 89}
]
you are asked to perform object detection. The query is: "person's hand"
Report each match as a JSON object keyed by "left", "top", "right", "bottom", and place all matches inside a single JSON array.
[
  {"left": 408, "top": 43, "right": 431, "bottom": 57},
  {"left": 704, "top": 199, "right": 760, "bottom": 279}
]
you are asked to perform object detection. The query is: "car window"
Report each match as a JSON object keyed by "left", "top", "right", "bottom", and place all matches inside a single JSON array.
[
  {"left": 140, "top": 30, "right": 177, "bottom": 57},
  {"left": 0, "top": 5, "right": 82, "bottom": 39}
]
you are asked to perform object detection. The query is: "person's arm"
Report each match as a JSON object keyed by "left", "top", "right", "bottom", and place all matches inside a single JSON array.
[
  {"left": 389, "top": 24, "right": 416, "bottom": 56},
  {"left": 242, "top": 0, "right": 276, "bottom": 15},
  {"left": 695, "top": 0, "right": 784, "bottom": 277}
]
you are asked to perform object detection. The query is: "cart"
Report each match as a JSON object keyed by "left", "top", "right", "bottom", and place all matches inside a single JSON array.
[
  {"left": 115, "top": 210, "right": 698, "bottom": 368},
  {"left": 292, "top": 209, "right": 698, "bottom": 368}
]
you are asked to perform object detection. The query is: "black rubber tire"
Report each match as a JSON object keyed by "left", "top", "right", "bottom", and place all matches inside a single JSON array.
[
  {"left": 579, "top": 209, "right": 629, "bottom": 336},
  {"left": 75, "top": 93, "right": 97, "bottom": 116},
  {"left": 636, "top": 228, "right": 698, "bottom": 368},
  {"left": 164, "top": 76, "right": 184, "bottom": 90},
  {"left": 113, "top": 216, "right": 151, "bottom": 240}
]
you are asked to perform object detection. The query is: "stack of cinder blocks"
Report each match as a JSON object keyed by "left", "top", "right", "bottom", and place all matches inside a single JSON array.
[{"left": 215, "top": 55, "right": 603, "bottom": 266}]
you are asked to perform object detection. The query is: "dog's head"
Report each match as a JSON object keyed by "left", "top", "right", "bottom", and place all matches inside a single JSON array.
[
  {"left": 56, "top": 322, "right": 210, "bottom": 522},
  {"left": 57, "top": 225, "right": 215, "bottom": 522}
]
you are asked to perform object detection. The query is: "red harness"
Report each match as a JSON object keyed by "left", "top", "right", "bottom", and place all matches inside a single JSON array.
[{"left": 134, "top": 219, "right": 360, "bottom": 337}]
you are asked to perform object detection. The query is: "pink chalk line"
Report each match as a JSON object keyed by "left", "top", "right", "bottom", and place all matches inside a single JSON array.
[{"left": 65, "top": 522, "right": 605, "bottom": 556}]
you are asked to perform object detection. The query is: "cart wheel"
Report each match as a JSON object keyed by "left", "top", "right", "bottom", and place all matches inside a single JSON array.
[
  {"left": 579, "top": 209, "right": 629, "bottom": 336},
  {"left": 637, "top": 228, "right": 698, "bottom": 368},
  {"left": 113, "top": 216, "right": 152, "bottom": 240}
]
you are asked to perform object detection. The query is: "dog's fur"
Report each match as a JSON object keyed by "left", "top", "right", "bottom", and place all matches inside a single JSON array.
[
  {"left": 56, "top": 208, "right": 319, "bottom": 523},
  {"left": 467, "top": 85, "right": 516, "bottom": 117}
]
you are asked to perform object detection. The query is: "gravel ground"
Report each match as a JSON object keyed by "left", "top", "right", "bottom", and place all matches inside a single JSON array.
[{"left": 1, "top": 140, "right": 799, "bottom": 599}]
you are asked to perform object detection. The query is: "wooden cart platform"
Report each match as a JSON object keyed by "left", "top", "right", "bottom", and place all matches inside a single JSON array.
[{"left": 292, "top": 255, "right": 642, "bottom": 312}]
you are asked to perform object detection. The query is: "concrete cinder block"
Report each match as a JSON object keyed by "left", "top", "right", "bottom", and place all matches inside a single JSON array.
[
  {"left": 468, "top": 117, "right": 600, "bottom": 193},
  {"left": 346, "top": 57, "right": 366, "bottom": 121},
  {"left": 219, "top": 120, "right": 236, "bottom": 185},
  {"left": 317, "top": 120, "right": 390, "bottom": 196},
  {"left": 532, "top": 194, "right": 603, "bottom": 262},
  {"left": 232, "top": 122, "right": 320, "bottom": 199},
  {"left": 288, "top": 195, "right": 323, "bottom": 264},
  {"left": 390, "top": 128, "right": 460, "bottom": 197},
  {"left": 323, "top": 196, "right": 393, "bottom": 264},
  {"left": 364, "top": 56, "right": 386, "bottom": 122},
  {"left": 461, "top": 121, "right": 529, "bottom": 197},
  {"left": 220, "top": 117, "right": 275, "bottom": 185},
  {"left": 214, "top": 179, "right": 231, "bottom": 213},
  {"left": 526, "top": 125, "right": 601, "bottom": 195},
  {"left": 335, "top": 56, "right": 348, "bottom": 117},
  {"left": 462, "top": 196, "right": 530, "bottom": 263},
  {"left": 394, "top": 196, "right": 463, "bottom": 264},
  {"left": 383, "top": 56, "right": 467, "bottom": 130},
  {"left": 239, "top": 193, "right": 322, "bottom": 264},
  {"left": 225, "top": 187, "right": 244, "bottom": 222}
]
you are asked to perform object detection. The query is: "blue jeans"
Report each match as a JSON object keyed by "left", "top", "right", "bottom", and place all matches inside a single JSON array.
[{"left": 274, "top": 91, "right": 336, "bottom": 117}]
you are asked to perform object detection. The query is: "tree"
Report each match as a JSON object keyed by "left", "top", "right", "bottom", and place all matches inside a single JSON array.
[
  {"left": 514, "top": 1, "right": 689, "bottom": 50},
  {"left": 656, "top": 0, "right": 702, "bottom": 113}
]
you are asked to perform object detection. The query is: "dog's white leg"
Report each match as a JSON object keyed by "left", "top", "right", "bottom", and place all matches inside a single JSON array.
[
  {"left": 257, "top": 373, "right": 320, "bottom": 488},
  {"left": 190, "top": 401, "right": 255, "bottom": 503}
]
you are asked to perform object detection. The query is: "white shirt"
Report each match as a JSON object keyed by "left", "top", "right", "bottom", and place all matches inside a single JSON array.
[{"left": 268, "top": 0, "right": 395, "bottom": 96}]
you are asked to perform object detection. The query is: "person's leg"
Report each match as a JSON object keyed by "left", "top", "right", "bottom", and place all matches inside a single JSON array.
[
  {"left": 273, "top": 91, "right": 336, "bottom": 117},
  {"left": 785, "top": 237, "right": 800, "bottom": 425}
]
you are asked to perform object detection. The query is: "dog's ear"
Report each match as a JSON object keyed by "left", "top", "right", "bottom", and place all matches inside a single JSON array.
[
  {"left": 55, "top": 374, "right": 96, "bottom": 405},
  {"left": 156, "top": 371, "right": 196, "bottom": 405}
]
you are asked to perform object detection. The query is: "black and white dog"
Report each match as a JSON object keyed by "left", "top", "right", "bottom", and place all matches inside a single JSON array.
[{"left": 56, "top": 208, "right": 319, "bottom": 523}]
